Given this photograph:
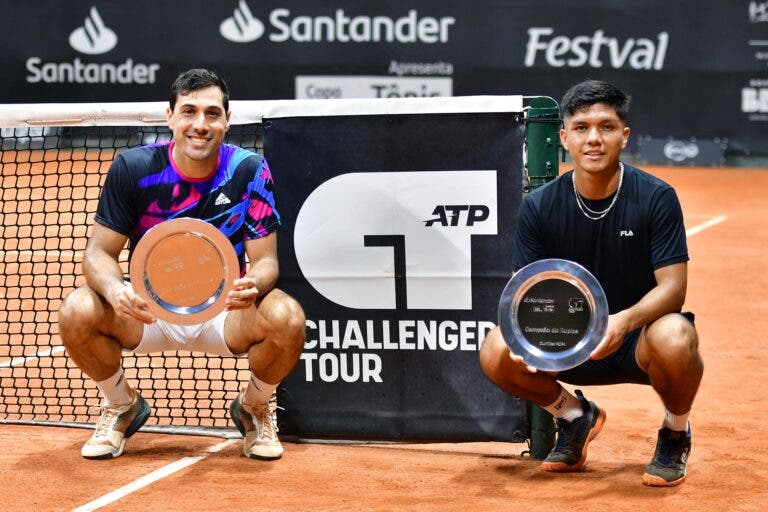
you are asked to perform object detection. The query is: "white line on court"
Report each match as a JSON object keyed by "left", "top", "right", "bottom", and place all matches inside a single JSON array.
[
  {"left": 686, "top": 215, "right": 728, "bottom": 237},
  {"left": 0, "top": 249, "right": 79, "bottom": 259},
  {"left": 71, "top": 438, "right": 237, "bottom": 512},
  {"left": 0, "top": 346, "right": 66, "bottom": 368}
]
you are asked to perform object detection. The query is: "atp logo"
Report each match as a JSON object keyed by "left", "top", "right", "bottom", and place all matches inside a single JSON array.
[
  {"left": 294, "top": 170, "right": 497, "bottom": 310},
  {"left": 220, "top": 0, "right": 264, "bottom": 42},
  {"left": 424, "top": 205, "right": 490, "bottom": 227},
  {"left": 69, "top": 7, "right": 117, "bottom": 55}
]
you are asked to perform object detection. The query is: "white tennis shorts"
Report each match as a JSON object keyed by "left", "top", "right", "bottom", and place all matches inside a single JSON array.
[{"left": 132, "top": 310, "right": 237, "bottom": 356}]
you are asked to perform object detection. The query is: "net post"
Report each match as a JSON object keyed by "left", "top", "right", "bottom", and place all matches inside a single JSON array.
[
  {"left": 527, "top": 401, "right": 555, "bottom": 460},
  {"left": 524, "top": 96, "right": 561, "bottom": 190},
  {"left": 523, "top": 96, "right": 561, "bottom": 459}
]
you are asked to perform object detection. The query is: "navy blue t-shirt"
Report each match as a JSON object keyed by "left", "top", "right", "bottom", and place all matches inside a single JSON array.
[{"left": 512, "top": 163, "right": 688, "bottom": 314}]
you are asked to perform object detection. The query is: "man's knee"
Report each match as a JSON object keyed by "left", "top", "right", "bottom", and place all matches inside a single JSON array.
[
  {"left": 643, "top": 313, "right": 700, "bottom": 364},
  {"left": 260, "top": 289, "right": 306, "bottom": 347},
  {"left": 479, "top": 327, "right": 509, "bottom": 381},
  {"left": 58, "top": 286, "right": 104, "bottom": 343}
]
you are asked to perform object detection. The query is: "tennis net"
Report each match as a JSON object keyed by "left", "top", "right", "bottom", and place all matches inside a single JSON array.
[
  {"left": 0, "top": 96, "right": 547, "bottom": 440},
  {"left": 0, "top": 106, "right": 262, "bottom": 436}
]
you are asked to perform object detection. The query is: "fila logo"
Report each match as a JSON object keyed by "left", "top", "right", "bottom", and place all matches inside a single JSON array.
[
  {"left": 294, "top": 170, "right": 497, "bottom": 310},
  {"left": 69, "top": 7, "right": 117, "bottom": 55},
  {"left": 620, "top": 230, "right": 634, "bottom": 237},
  {"left": 423, "top": 205, "right": 490, "bottom": 227},
  {"left": 215, "top": 192, "right": 232, "bottom": 206}
]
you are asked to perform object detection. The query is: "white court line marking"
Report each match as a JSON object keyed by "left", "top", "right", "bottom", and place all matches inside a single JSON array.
[
  {"left": 686, "top": 215, "right": 728, "bottom": 237},
  {"left": 71, "top": 438, "right": 237, "bottom": 512},
  {"left": 0, "top": 346, "right": 66, "bottom": 368},
  {"left": 0, "top": 249, "right": 79, "bottom": 259}
]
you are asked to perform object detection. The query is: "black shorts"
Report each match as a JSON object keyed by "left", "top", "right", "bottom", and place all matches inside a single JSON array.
[{"left": 556, "top": 312, "right": 695, "bottom": 386}]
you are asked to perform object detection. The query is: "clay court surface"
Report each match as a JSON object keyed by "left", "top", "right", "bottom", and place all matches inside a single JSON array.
[{"left": 1, "top": 165, "right": 767, "bottom": 511}]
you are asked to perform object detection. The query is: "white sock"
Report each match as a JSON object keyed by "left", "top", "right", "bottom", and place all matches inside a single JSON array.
[
  {"left": 95, "top": 368, "right": 133, "bottom": 406},
  {"left": 243, "top": 374, "right": 277, "bottom": 406},
  {"left": 663, "top": 408, "right": 690, "bottom": 432},
  {"left": 542, "top": 387, "right": 583, "bottom": 423}
]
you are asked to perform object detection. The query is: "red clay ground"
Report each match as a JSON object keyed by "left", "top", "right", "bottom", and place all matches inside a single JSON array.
[{"left": 1, "top": 166, "right": 767, "bottom": 511}]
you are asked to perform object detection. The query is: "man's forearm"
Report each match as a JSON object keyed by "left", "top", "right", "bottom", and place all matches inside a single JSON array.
[
  {"left": 622, "top": 280, "right": 686, "bottom": 332},
  {"left": 244, "top": 258, "right": 279, "bottom": 298},
  {"left": 83, "top": 247, "right": 127, "bottom": 304}
]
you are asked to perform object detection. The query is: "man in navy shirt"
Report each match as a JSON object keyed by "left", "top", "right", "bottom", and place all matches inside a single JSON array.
[
  {"left": 59, "top": 69, "right": 305, "bottom": 461},
  {"left": 480, "top": 80, "right": 703, "bottom": 486}
]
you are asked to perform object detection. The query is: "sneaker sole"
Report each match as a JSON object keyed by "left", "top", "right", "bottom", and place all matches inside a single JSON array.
[
  {"left": 541, "top": 407, "right": 607, "bottom": 473},
  {"left": 641, "top": 472, "right": 686, "bottom": 487},
  {"left": 246, "top": 451, "right": 283, "bottom": 461},
  {"left": 82, "top": 439, "right": 127, "bottom": 460}
]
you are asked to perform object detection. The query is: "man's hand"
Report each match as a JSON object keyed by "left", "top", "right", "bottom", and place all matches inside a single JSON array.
[
  {"left": 589, "top": 310, "right": 632, "bottom": 360},
  {"left": 225, "top": 276, "right": 260, "bottom": 310},
  {"left": 108, "top": 283, "right": 156, "bottom": 324},
  {"left": 508, "top": 348, "right": 539, "bottom": 374}
]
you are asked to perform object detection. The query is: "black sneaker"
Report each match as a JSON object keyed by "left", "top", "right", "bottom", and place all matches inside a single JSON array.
[
  {"left": 541, "top": 389, "right": 606, "bottom": 472},
  {"left": 642, "top": 426, "right": 691, "bottom": 487}
]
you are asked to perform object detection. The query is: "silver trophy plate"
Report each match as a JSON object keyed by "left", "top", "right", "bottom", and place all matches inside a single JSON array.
[
  {"left": 130, "top": 218, "right": 239, "bottom": 325},
  {"left": 498, "top": 258, "right": 609, "bottom": 371}
]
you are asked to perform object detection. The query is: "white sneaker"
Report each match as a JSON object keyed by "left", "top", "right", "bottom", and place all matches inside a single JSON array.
[
  {"left": 229, "top": 392, "right": 283, "bottom": 460},
  {"left": 81, "top": 392, "right": 151, "bottom": 459}
]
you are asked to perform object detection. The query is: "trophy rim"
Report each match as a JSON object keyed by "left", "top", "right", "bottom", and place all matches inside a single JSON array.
[
  {"left": 498, "top": 258, "right": 609, "bottom": 371},
  {"left": 129, "top": 217, "right": 239, "bottom": 326}
]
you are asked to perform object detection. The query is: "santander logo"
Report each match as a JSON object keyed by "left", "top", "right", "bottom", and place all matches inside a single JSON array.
[
  {"left": 68, "top": 7, "right": 117, "bottom": 55},
  {"left": 220, "top": 0, "right": 265, "bottom": 42}
]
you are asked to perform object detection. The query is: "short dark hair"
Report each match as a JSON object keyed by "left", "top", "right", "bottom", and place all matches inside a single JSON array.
[
  {"left": 560, "top": 80, "right": 630, "bottom": 122},
  {"left": 169, "top": 68, "right": 229, "bottom": 112}
]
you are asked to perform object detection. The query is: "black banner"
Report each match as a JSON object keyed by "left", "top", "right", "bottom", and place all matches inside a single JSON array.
[
  {"left": 266, "top": 112, "right": 526, "bottom": 441},
  {"left": 0, "top": 1, "right": 766, "bottom": 155}
]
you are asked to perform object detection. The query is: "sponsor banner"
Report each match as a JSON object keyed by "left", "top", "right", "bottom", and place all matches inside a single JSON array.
[
  {"left": 22, "top": 6, "right": 162, "bottom": 88},
  {"left": 742, "top": 78, "right": 768, "bottom": 121},
  {"left": 266, "top": 112, "right": 526, "bottom": 441},
  {"left": 636, "top": 136, "right": 727, "bottom": 166},
  {"left": 219, "top": 4, "right": 456, "bottom": 44},
  {"left": 295, "top": 75, "right": 452, "bottom": 99},
  {"left": 1, "top": 1, "right": 767, "bottom": 153}
]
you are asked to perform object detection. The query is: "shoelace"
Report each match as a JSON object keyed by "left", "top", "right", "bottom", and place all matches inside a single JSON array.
[
  {"left": 256, "top": 409, "right": 276, "bottom": 440},
  {"left": 656, "top": 433, "right": 687, "bottom": 466},
  {"left": 93, "top": 406, "right": 122, "bottom": 439},
  {"left": 553, "top": 419, "right": 576, "bottom": 452},
  {"left": 248, "top": 395, "right": 280, "bottom": 441}
]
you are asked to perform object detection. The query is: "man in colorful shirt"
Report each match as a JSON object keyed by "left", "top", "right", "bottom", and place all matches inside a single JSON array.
[{"left": 59, "top": 68, "right": 305, "bottom": 461}]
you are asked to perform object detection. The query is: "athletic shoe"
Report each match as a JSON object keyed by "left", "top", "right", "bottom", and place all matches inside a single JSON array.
[
  {"left": 642, "top": 426, "right": 691, "bottom": 487},
  {"left": 541, "top": 389, "right": 606, "bottom": 472},
  {"left": 81, "top": 392, "right": 151, "bottom": 459},
  {"left": 229, "top": 392, "right": 283, "bottom": 460}
]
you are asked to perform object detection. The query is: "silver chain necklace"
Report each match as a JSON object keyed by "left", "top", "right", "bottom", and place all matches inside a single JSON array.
[{"left": 572, "top": 163, "right": 624, "bottom": 221}]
